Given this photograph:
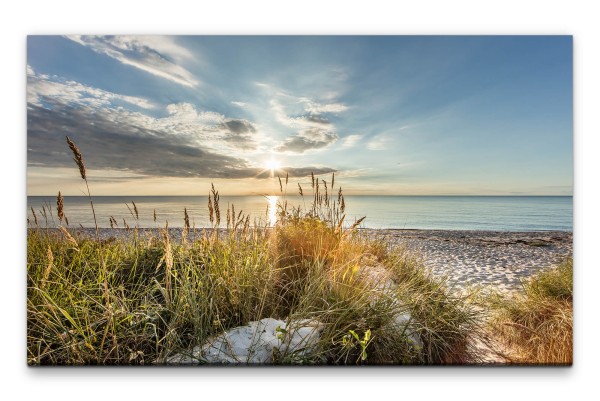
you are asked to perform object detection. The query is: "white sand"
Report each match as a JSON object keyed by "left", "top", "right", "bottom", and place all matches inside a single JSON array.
[{"left": 362, "top": 229, "right": 572, "bottom": 293}]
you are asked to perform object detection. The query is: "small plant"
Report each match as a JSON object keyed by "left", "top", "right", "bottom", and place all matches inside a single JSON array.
[{"left": 342, "top": 329, "right": 373, "bottom": 362}]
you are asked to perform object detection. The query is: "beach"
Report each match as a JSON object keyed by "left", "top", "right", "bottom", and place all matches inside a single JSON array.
[{"left": 365, "top": 229, "right": 572, "bottom": 292}]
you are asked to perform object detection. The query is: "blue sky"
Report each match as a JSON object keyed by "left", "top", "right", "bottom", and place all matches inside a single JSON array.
[{"left": 26, "top": 35, "right": 572, "bottom": 195}]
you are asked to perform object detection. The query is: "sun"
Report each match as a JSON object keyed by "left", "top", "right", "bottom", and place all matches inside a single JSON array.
[{"left": 264, "top": 158, "right": 281, "bottom": 174}]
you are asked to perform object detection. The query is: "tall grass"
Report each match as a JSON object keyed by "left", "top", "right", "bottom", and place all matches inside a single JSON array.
[
  {"left": 488, "top": 259, "right": 573, "bottom": 365},
  {"left": 26, "top": 139, "right": 486, "bottom": 365}
]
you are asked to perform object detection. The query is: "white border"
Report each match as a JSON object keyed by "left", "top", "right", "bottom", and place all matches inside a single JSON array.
[{"left": 3, "top": 1, "right": 597, "bottom": 400}]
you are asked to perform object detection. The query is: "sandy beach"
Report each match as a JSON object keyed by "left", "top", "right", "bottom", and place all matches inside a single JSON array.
[{"left": 364, "top": 229, "right": 572, "bottom": 292}]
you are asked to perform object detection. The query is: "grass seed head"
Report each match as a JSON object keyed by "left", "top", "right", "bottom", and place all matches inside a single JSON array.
[
  {"left": 56, "top": 192, "right": 64, "bottom": 224},
  {"left": 132, "top": 201, "right": 139, "bottom": 220},
  {"left": 66, "top": 136, "right": 86, "bottom": 180}
]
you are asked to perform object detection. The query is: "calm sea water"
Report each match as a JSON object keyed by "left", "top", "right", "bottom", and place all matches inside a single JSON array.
[{"left": 26, "top": 195, "right": 573, "bottom": 231}]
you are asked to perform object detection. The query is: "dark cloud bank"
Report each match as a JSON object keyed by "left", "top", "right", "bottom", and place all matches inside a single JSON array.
[{"left": 27, "top": 102, "right": 335, "bottom": 179}]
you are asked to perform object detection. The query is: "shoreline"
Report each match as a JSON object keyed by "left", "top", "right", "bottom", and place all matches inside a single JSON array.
[{"left": 31, "top": 227, "right": 572, "bottom": 293}]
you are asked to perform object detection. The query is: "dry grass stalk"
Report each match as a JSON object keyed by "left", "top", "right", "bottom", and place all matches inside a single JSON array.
[
  {"left": 184, "top": 208, "right": 190, "bottom": 231},
  {"left": 58, "top": 226, "right": 78, "bottom": 248},
  {"left": 66, "top": 136, "right": 86, "bottom": 180},
  {"left": 182, "top": 208, "right": 190, "bottom": 243},
  {"left": 226, "top": 206, "right": 231, "bottom": 229},
  {"left": 162, "top": 223, "right": 173, "bottom": 304},
  {"left": 40, "top": 206, "right": 47, "bottom": 224},
  {"left": 243, "top": 215, "right": 250, "bottom": 236},
  {"left": 349, "top": 216, "right": 366, "bottom": 230},
  {"left": 211, "top": 183, "right": 220, "bottom": 226},
  {"left": 125, "top": 203, "right": 135, "bottom": 219},
  {"left": 57, "top": 192, "right": 64, "bottom": 224},
  {"left": 31, "top": 207, "right": 38, "bottom": 226},
  {"left": 41, "top": 245, "right": 54, "bottom": 290},
  {"left": 132, "top": 201, "right": 139, "bottom": 220},
  {"left": 298, "top": 183, "right": 303, "bottom": 197},
  {"left": 65, "top": 136, "right": 98, "bottom": 238},
  {"left": 278, "top": 175, "right": 283, "bottom": 193},
  {"left": 153, "top": 209, "right": 157, "bottom": 223},
  {"left": 208, "top": 195, "right": 214, "bottom": 225}
]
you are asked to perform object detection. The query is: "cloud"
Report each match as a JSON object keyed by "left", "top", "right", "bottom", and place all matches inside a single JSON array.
[
  {"left": 271, "top": 99, "right": 334, "bottom": 130},
  {"left": 305, "top": 102, "right": 348, "bottom": 114},
  {"left": 218, "top": 119, "right": 258, "bottom": 150},
  {"left": 27, "top": 65, "right": 155, "bottom": 109},
  {"left": 66, "top": 35, "right": 199, "bottom": 88},
  {"left": 27, "top": 72, "right": 334, "bottom": 179},
  {"left": 27, "top": 102, "right": 334, "bottom": 179},
  {"left": 367, "top": 134, "right": 392, "bottom": 150},
  {"left": 275, "top": 128, "right": 339, "bottom": 153},
  {"left": 231, "top": 101, "right": 247, "bottom": 108},
  {"left": 267, "top": 91, "right": 348, "bottom": 153},
  {"left": 340, "top": 134, "right": 363, "bottom": 149},
  {"left": 254, "top": 166, "right": 336, "bottom": 179}
]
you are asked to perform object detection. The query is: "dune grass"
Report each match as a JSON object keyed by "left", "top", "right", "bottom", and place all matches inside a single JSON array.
[
  {"left": 28, "top": 209, "right": 485, "bottom": 365},
  {"left": 28, "top": 188, "right": 486, "bottom": 365},
  {"left": 26, "top": 139, "right": 487, "bottom": 365},
  {"left": 488, "top": 258, "right": 573, "bottom": 365},
  {"left": 44, "top": 136, "right": 598, "bottom": 365}
]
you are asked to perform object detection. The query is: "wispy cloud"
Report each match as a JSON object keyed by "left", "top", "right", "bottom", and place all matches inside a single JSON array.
[
  {"left": 340, "top": 134, "right": 363, "bottom": 149},
  {"left": 27, "top": 65, "right": 155, "bottom": 109},
  {"left": 66, "top": 35, "right": 199, "bottom": 88},
  {"left": 266, "top": 89, "right": 348, "bottom": 153},
  {"left": 367, "top": 134, "right": 392, "bottom": 150},
  {"left": 231, "top": 101, "right": 247, "bottom": 108},
  {"left": 305, "top": 102, "right": 348, "bottom": 114}
]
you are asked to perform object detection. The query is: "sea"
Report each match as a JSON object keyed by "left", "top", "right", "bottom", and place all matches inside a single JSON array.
[{"left": 26, "top": 195, "right": 573, "bottom": 232}]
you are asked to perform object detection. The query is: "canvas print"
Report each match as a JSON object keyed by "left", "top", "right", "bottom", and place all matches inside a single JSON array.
[{"left": 26, "top": 36, "right": 573, "bottom": 365}]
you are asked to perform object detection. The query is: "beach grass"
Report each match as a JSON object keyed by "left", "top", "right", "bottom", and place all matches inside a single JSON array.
[
  {"left": 26, "top": 137, "right": 570, "bottom": 365},
  {"left": 488, "top": 258, "right": 573, "bottom": 365},
  {"left": 26, "top": 139, "right": 483, "bottom": 365},
  {"left": 27, "top": 185, "right": 486, "bottom": 365}
]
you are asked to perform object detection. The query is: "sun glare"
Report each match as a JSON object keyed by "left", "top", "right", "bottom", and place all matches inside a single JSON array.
[
  {"left": 265, "top": 159, "right": 281, "bottom": 174},
  {"left": 265, "top": 159, "right": 281, "bottom": 171}
]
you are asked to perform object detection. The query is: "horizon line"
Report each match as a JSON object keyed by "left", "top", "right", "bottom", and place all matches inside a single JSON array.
[{"left": 27, "top": 193, "right": 574, "bottom": 197}]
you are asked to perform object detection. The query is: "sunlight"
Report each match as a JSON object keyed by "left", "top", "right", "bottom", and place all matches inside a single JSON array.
[
  {"left": 264, "top": 158, "right": 281, "bottom": 177},
  {"left": 266, "top": 195, "right": 278, "bottom": 227}
]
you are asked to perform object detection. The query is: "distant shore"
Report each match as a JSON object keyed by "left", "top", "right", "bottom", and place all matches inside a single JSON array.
[{"left": 33, "top": 227, "right": 572, "bottom": 293}]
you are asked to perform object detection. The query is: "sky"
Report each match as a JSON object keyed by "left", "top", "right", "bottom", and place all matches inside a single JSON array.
[{"left": 26, "top": 35, "right": 573, "bottom": 196}]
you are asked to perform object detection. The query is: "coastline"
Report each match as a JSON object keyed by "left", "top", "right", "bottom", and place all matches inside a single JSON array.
[{"left": 32, "top": 227, "right": 572, "bottom": 294}]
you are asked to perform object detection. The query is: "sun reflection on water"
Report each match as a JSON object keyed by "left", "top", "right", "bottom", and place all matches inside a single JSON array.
[{"left": 266, "top": 195, "right": 278, "bottom": 227}]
